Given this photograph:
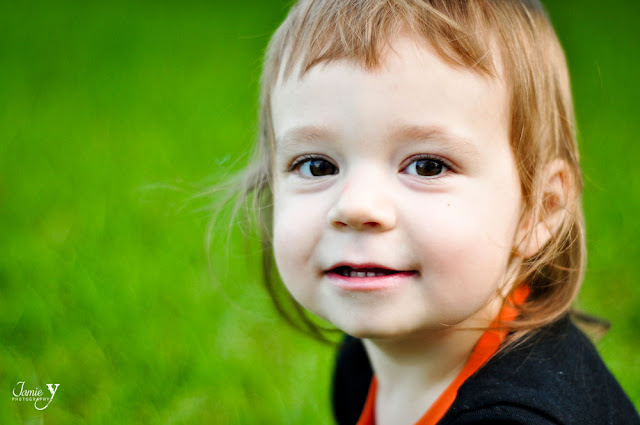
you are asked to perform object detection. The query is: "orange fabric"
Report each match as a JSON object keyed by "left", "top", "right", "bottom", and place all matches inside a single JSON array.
[{"left": 355, "top": 285, "right": 530, "bottom": 425}]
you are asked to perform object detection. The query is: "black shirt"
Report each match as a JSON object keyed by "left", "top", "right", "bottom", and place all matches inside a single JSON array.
[{"left": 332, "top": 316, "right": 639, "bottom": 424}]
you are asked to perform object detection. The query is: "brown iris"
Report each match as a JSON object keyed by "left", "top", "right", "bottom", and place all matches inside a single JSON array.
[
  {"left": 308, "top": 159, "right": 337, "bottom": 176},
  {"left": 414, "top": 159, "right": 443, "bottom": 176}
]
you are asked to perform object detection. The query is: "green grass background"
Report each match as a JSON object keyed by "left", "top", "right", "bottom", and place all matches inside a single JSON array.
[{"left": 1, "top": 0, "right": 638, "bottom": 423}]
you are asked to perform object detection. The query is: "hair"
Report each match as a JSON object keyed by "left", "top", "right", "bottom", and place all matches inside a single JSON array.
[{"left": 224, "top": 0, "right": 587, "bottom": 343}]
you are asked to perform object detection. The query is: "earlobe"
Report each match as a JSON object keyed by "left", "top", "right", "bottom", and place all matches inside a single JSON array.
[{"left": 516, "top": 159, "right": 572, "bottom": 258}]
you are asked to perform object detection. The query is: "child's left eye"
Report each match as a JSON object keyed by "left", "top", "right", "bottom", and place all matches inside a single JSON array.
[{"left": 403, "top": 157, "right": 449, "bottom": 177}]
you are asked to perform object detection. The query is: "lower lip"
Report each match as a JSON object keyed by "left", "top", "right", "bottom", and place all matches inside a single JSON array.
[{"left": 326, "top": 271, "right": 417, "bottom": 292}]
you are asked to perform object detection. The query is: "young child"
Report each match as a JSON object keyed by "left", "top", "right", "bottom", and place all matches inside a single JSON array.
[{"left": 231, "top": 0, "right": 640, "bottom": 423}]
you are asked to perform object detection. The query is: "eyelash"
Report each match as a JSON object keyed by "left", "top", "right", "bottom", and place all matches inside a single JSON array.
[
  {"left": 287, "top": 154, "right": 455, "bottom": 178},
  {"left": 288, "top": 154, "right": 336, "bottom": 174},
  {"left": 401, "top": 154, "right": 455, "bottom": 177}
]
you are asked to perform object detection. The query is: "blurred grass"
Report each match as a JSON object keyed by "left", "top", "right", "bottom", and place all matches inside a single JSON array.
[{"left": 0, "top": 0, "right": 638, "bottom": 423}]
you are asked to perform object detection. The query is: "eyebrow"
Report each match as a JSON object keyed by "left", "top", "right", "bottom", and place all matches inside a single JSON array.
[
  {"left": 276, "top": 123, "right": 479, "bottom": 156},
  {"left": 389, "top": 124, "right": 480, "bottom": 156},
  {"left": 277, "top": 125, "right": 339, "bottom": 152}
]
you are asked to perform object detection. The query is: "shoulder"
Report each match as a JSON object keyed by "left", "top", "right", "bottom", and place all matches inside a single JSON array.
[
  {"left": 439, "top": 316, "right": 640, "bottom": 425},
  {"left": 332, "top": 335, "right": 373, "bottom": 425}
]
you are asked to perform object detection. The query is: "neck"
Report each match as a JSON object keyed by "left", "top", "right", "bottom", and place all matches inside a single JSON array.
[{"left": 363, "top": 327, "right": 483, "bottom": 425}]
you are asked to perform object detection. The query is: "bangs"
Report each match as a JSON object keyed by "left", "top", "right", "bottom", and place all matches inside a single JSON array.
[{"left": 270, "top": 0, "right": 499, "bottom": 83}]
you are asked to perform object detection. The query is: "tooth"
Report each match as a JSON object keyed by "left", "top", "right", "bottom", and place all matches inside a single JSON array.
[
  {"left": 376, "top": 272, "right": 385, "bottom": 277},
  {"left": 366, "top": 272, "right": 376, "bottom": 277},
  {"left": 356, "top": 271, "right": 366, "bottom": 277},
  {"left": 349, "top": 270, "right": 358, "bottom": 277}
]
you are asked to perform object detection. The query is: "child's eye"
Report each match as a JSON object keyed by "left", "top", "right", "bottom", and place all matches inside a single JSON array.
[
  {"left": 291, "top": 156, "right": 338, "bottom": 177},
  {"left": 403, "top": 156, "right": 449, "bottom": 177}
]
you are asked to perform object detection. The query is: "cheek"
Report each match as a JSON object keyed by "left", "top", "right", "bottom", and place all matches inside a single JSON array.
[
  {"left": 272, "top": 191, "right": 331, "bottom": 316},
  {"left": 409, "top": 190, "right": 520, "bottom": 291},
  {"left": 272, "top": 191, "right": 322, "bottom": 280}
]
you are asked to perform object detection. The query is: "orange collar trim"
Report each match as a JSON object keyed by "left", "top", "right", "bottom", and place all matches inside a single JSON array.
[{"left": 355, "top": 285, "right": 530, "bottom": 425}]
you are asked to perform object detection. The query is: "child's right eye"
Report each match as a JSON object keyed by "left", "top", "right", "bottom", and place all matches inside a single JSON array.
[{"left": 291, "top": 156, "right": 338, "bottom": 177}]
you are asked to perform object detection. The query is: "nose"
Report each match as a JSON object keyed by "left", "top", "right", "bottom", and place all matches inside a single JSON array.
[{"left": 327, "top": 172, "right": 397, "bottom": 232}]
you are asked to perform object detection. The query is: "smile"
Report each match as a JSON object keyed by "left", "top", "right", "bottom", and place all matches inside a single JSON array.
[
  {"left": 325, "top": 264, "right": 417, "bottom": 291},
  {"left": 330, "top": 266, "right": 402, "bottom": 278}
]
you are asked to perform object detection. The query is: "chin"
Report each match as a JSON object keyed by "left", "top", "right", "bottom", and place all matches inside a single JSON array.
[
  {"left": 337, "top": 318, "right": 433, "bottom": 340},
  {"left": 343, "top": 327, "right": 394, "bottom": 339}
]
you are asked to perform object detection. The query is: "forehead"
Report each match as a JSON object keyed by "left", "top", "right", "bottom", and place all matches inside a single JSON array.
[{"left": 271, "top": 36, "right": 509, "bottom": 152}]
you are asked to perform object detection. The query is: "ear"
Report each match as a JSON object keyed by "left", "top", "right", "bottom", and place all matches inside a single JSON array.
[{"left": 515, "top": 159, "right": 572, "bottom": 258}]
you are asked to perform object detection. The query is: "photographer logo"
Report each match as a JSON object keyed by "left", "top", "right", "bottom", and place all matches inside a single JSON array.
[{"left": 12, "top": 381, "right": 59, "bottom": 410}]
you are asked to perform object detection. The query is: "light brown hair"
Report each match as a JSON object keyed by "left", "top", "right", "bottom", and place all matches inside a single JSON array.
[{"left": 225, "top": 0, "right": 586, "bottom": 343}]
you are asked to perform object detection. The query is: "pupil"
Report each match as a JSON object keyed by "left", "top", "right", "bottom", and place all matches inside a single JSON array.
[
  {"left": 416, "top": 159, "right": 442, "bottom": 176},
  {"left": 310, "top": 159, "right": 336, "bottom": 176}
]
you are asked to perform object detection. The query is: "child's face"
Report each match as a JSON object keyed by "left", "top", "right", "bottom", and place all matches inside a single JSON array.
[{"left": 270, "top": 36, "right": 524, "bottom": 338}]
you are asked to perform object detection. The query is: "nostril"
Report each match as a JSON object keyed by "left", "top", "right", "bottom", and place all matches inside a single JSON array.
[
  {"left": 330, "top": 218, "right": 390, "bottom": 231},
  {"left": 330, "top": 219, "right": 380, "bottom": 230},
  {"left": 331, "top": 220, "right": 348, "bottom": 229}
]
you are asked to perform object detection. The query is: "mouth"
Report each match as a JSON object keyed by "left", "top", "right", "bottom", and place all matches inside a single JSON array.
[
  {"left": 328, "top": 265, "right": 405, "bottom": 278},
  {"left": 325, "top": 263, "right": 416, "bottom": 292}
]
